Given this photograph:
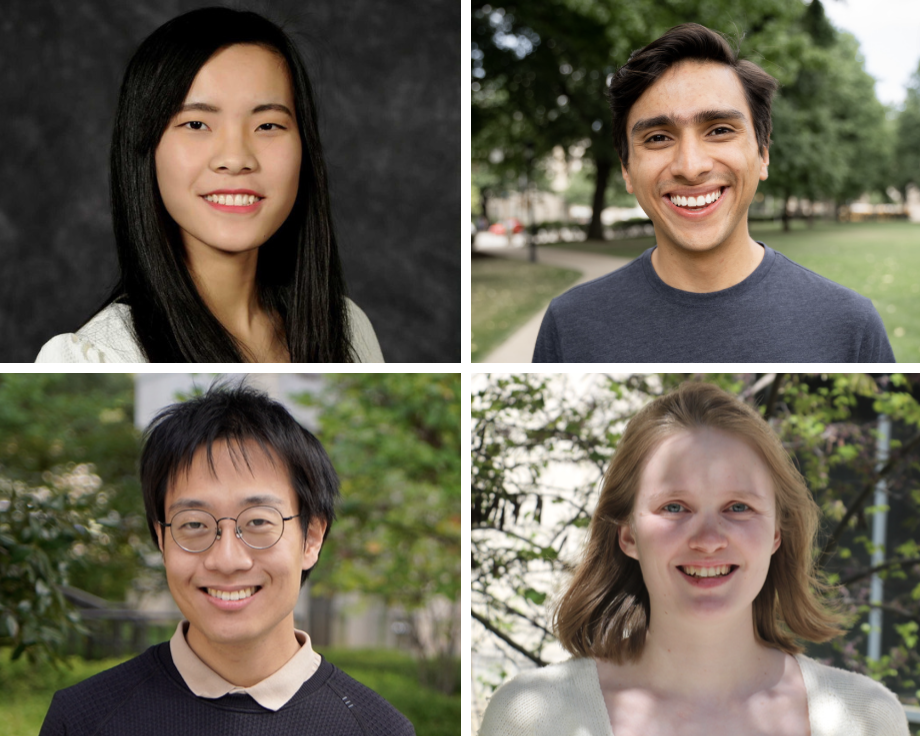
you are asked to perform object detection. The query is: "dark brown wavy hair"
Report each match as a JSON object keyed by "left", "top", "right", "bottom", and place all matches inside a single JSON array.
[{"left": 553, "top": 381, "right": 847, "bottom": 664}]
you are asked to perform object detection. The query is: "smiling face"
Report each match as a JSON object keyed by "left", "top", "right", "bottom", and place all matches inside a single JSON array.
[
  {"left": 156, "top": 440, "right": 324, "bottom": 652},
  {"left": 154, "top": 43, "right": 302, "bottom": 258},
  {"left": 621, "top": 60, "right": 769, "bottom": 256},
  {"left": 618, "top": 427, "right": 781, "bottom": 624}
]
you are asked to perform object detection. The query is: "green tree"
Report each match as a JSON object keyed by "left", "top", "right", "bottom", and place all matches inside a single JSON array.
[
  {"left": 303, "top": 374, "right": 461, "bottom": 692},
  {"left": 473, "top": 373, "right": 920, "bottom": 708},
  {"left": 894, "top": 62, "right": 920, "bottom": 199},
  {"left": 0, "top": 374, "right": 147, "bottom": 663}
]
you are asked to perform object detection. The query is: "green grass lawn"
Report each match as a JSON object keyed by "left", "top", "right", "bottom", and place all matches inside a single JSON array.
[
  {"left": 543, "top": 219, "right": 920, "bottom": 362},
  {"left": 0, "top": 646, "right": 459, "bottom": 736},
  {"left": 472, "top": 254, "right": 580, "bottom": 361}
]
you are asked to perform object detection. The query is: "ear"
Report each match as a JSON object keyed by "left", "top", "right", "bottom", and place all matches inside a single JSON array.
[
  {"left": 759, "top": 146, "right": 770, "bottom": 181},
  {"left": 621, "top": 163, "right": 634, "bottom": 194},
  {"left": 156, "top": 521, "right": 165, "bottom": 554},
  {"left": 302, "top": 517, "right": 328, "bottom": 571},
  {"left": 618, "top": 521, "right": 640, "bottom": 561},
  {"left": 772, "top": 523, "right": 781, "bottom": 555}
]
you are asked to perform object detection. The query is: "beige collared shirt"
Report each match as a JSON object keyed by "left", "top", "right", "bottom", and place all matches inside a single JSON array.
[{"left": 169, "top": 620, "right": 321, "bottom": 711}]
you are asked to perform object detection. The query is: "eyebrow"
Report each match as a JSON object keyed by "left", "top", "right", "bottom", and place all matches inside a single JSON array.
[
  {"left": 177, "top": 102, "right": 294, "bottom": 118},
  {"left": 167, "top": 494, "right": 288, "bottom": 514},
  {"left": 648, "top": 488, "right": 766, "bottom": 505},
  {"left": 631, "top": 108, "right": 747, "bottom": 139}
]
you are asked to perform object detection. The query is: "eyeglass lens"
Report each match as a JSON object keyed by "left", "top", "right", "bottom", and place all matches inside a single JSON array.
[{"left": 170, "top": 506, "right": 285, "bottom": 551}]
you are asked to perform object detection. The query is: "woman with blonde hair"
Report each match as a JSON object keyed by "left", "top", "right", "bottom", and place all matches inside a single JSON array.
[{"left": 479, "top": 382, "right": 909, "bottom": 736}]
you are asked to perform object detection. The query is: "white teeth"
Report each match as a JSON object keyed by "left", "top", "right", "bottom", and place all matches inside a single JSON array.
[
  {"left": 207, "top": 586, "right": 257, "bottom": 601},
  {"left": 682, "top": 565, "right": 732, "bottom": 578},
  {"left": 670, "top": 189, "right": 721, "bottom": 208},
  {"left": 205, "top": 194, "right": 260, "bottom": 206}
]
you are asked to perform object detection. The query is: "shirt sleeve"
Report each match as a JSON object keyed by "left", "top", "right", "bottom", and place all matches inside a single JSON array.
[
  {"left": 35, "top": 334, "right": 107, "bottom": 363},
  {"left": 860, "top": 307, "right": 896, "bottom": 362},
  {"left": 38, "top": 691, "right": 67, "bottom": 736},
  {"left": 346, "top": 300, "right": 385, "bottom": 363},
  {"left": 532, "top": 303, "right": 561, "bottom": 362}
]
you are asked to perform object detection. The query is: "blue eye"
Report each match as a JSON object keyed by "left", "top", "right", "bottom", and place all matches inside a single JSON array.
[
  {"left": 663, "top": 503, "right": 683, "bottom": 513},
  {"left": 729, "top": 503, "right": 750, "bottom": 512}
]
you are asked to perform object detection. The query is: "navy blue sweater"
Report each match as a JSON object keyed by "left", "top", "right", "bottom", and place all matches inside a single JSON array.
[{"left": 39, "top": 642, "right": 416, "bottom": 735}]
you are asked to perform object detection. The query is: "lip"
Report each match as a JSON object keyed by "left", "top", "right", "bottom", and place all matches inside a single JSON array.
[
  {"left": 662, "top": 186, "right": 728, "bottom": 220},
  {"left": 200, "top": 585, "right": 262, "bottom": 611},
  {"left": 677, "top": 564, "right": 738, "bottom": 588},
  {"left": 202, "top": 189, "right": 265, "bottom": 197},
  {"left": 201, "top": 194, "right": 264, "bottom": 214}
]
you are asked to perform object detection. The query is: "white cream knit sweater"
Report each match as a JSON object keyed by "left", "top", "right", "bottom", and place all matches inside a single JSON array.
[{"left": 479, "top": 655, "right": 910, "bottom": 736}]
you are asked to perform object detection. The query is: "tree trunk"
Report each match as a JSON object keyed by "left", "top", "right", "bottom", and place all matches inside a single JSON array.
[
  {"left": 587, "top": 158, "right": 612, "bottom": 241},
  {"left": 782, "top": 195, "right": 792, "bottom": 232}
]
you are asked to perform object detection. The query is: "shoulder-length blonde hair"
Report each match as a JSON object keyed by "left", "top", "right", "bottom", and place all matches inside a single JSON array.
[{"left": 553, "top": 381, "right": 848, "bottom": 663}]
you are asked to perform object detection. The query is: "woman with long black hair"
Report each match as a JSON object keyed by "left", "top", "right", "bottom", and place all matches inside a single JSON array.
[{"left": 36, "top": 7, "right": 383, "bottom": 362}]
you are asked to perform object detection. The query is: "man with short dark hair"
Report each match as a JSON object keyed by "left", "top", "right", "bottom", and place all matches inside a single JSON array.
[
  {"left": 40, "top": 384, "right": 415, "bottom": 736},
  {"left": 533, "top": 23, "right": 895, "bottom": 362}
]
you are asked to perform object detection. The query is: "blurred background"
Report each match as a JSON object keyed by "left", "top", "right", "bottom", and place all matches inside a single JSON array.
[
  {"left": 472, "top": 373, "right": 920, "bottom": 734},
  {"left": 0, "top": 0, "right": 459, "bottom": 363},
  {"left": 0, "top": 372, "right": 460, "bottom": 735},
  {"left": 471, "top": 0, "right": 920, "bottom": 362}
]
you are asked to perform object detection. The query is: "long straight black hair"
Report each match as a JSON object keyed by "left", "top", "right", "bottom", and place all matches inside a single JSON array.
[{"left": 101, "top": 6, "right": 353, "bottom": 362}]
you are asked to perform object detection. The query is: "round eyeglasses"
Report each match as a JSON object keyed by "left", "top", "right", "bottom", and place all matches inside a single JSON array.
[{"left": 160, "top": 505, "right": 296, "bottom": 553}]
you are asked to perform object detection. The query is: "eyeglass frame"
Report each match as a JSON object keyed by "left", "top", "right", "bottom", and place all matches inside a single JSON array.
[{"left": 159, "top": 505, "right": 297, "bottom": 553}]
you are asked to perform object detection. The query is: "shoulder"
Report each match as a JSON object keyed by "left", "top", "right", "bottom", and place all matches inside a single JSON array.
[
  {"left": 479, "top": 658, "right": 607, "bottom": 736},
  {"left": 345, "top": 298, "right": 385, "bottom": 363},
  {"left": 41, "top": 646, "right": 165, "bottom": 736},
  {"left": 796, "top": 655, "right": 909, "bottom": 736},
  {"left": 548, "top": 253, "right": 647, "bottom": 315},
  {"left": 768, "top": 249, "right": 876, "bottom": 310},
  {"left": 324, "top": 662, "right": 415, "bottom": 735},
  {"left": 35, "top": 304, "right": 146, "bottom": 363}
]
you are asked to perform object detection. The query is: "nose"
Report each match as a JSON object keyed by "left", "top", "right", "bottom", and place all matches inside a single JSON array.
[
  {"left": 210, "top": 126, "right": 258, "bottom": 175},
  {"left": 688, "top": 512, "right": 727, "bottom": 553},
  {"left": 203, "top": 518, "right": 254, "bottom": 573},
  {"left": 669, "top": 132, "right": 713, "bottom": 182}
]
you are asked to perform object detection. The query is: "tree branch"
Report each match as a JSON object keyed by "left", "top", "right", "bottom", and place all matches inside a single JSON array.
[
  {"left": 472, "top": 610, "right": 547, "bottom": 667},
  {"left": 818, "top": 428, "right": 920, "bottom": 570},
  {"left": 763, "top": 373, "right": 785, "bottom": 420},
  {"left": 838, "top": 556, "right": 920, "bottom": 587}
]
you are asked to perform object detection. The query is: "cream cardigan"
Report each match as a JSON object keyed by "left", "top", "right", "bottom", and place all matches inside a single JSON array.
[
  {"left": 34, "top": 300, "right": 384, "bottom": 363},
  {"left": 479, "top": 656, "right": 910, "bottom": 736}
]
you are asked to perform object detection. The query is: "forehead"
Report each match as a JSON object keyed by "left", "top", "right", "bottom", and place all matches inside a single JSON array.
[
  {"left": 627, "top": 59, "right": 751, "bottom": 129},
  {"left": 166, "top": 439, "right": 297, "bottom": 510},
  {"left": 638, "top": 427, "right": 774, "bottom": 503},
  {"left": 185, "top": 43, "right": 294, "bottom": 107}
]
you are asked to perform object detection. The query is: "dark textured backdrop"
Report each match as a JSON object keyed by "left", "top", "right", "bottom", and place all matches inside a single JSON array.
[{"left": 0, "top": 0, "right": 459, "bottom": 363}]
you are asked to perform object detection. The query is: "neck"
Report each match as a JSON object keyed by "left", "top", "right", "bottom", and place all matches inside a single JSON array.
[
  {"left": 651, "top": 232, "right": 764, "bottom": 293},
  {"left": 185, "top": 615, "right": 301, "bottom": 688},
  {"left": 186, "top": 243, "right": 262, "bottom": 338},
  {"left": 609, "top": 610, "right": 785, "bottom": 705}
]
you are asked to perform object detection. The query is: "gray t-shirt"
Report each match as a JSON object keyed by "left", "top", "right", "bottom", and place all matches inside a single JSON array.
[{"left": 533, "top": 244, "right": 895, "bottom": 362}]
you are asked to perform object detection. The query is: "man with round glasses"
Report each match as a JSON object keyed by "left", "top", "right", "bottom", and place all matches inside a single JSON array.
[{"left": 40, "top": 384, "right": 416, "bottom": 735}]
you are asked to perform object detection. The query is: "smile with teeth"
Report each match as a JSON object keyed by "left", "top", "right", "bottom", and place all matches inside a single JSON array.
[
  {"left": 206, "top": 586, "right": 260, "bottom": 601},
  {"left": 204, "top": 194, "right": 262, "bottom": 206},
  {"left": 669, "top": 188, "right": 723, "bottom": 208},
  {"left": 679, "top": 564, "right": 735, "bottom": 578}
]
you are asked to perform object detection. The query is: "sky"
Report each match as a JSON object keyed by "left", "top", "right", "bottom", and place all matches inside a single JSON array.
[{"left": 820, "top": 0, "right": 920, "bottom": 107}]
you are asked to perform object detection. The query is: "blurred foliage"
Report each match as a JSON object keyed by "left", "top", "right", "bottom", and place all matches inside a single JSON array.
[
  {"left": 473, "top": 0, "right": 900, "bottom": 238},
  {"left": 472, "top": 373, "right": 920, "bottom": 704},
  {"left": 894, "top": 61, "right": 920, "bottom": 199},
  {"left": 0, "top": 374, "right": 146, "bottom": 664},
  {"left": 302, "top": 374, "right": 461, "bottom": 692}
]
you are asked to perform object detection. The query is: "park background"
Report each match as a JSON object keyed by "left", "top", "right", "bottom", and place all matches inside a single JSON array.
[
  {"left": 0, "top": 0, "right": 460, "bottom": 363},
  {"left": 471, "top": 0, "right": 920, "bottom": 362},
  {"left": 0, "top": 372, "right": 460, "bottom": 736},
  {"left": 472, "top": 372, "right": 920, "bottom": 734}
]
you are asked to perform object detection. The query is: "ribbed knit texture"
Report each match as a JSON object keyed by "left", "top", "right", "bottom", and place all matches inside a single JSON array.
[
  {"left": 478, "top": 655, "right": 910, "bottom": 736},
  {"left": 39, "top": 642, "right": 415, "bottom": 736}
]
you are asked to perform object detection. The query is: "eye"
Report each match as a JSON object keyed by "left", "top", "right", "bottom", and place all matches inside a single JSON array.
[
  {"left": 709, "top": 126, "right": 733, "bottom": 136},
  {"left": 729, "top": 502, "right": 751, "bottom": 512},
  {"left": 645, "top": 133, "right": 670, "bottom": 144},
  {"left": 662, "top": 502, "right": 684, "bottom": 513},
  {"left": 257, "top": 123, "right": 286, "bottom": 131},
  {"left": 180, "top": 120, "right": 209, "bottom": 131}
]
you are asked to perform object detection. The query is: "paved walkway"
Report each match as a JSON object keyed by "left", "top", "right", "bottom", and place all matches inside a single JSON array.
[{"left": 481, "top": 245, "right": 632, "bottom": 363}]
